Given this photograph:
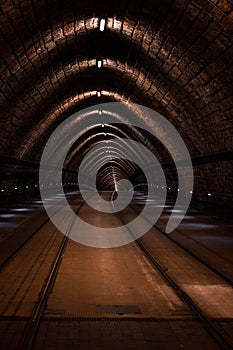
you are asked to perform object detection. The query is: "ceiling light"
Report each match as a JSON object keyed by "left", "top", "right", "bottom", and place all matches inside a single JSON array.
[
  {"left": 207, "top": 193, "right": 212, "bottom": 196},
  {"left": 99, "top": 19, "right": 106, "bottom": 32},
  {"left": 113, "top": 16, "right": 117, "bottom": 28},
  {"left": 97, "top": 60, "right": 102, "bottom": 68},
  {"left": 1, "top": 189, "right": 4, "bottom": 192}
]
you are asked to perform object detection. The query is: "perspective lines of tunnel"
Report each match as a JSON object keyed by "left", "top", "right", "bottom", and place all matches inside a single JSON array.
[
  {"left": 1, "top": 2, "right": 233, "bottom": 350},
  {"left": 0, "top": 0, "right": 233, "bottom": 208}
]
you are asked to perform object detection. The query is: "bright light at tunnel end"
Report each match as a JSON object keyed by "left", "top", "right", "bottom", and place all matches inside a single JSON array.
[{"left": 39, "top": 102, "right": 194, "bottom": 248}]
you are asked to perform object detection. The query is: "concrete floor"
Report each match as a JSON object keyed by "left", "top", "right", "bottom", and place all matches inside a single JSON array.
[{"left": 0, "top": 193, "right": 232, "bottom": 349}]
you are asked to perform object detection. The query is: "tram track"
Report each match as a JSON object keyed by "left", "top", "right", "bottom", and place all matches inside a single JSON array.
[
  {"left": 111, "top": 192, "right": 233, "bottom": 350},
  {"left": 0, "top": 194, "right": 87, "bottom": 349},
  {"left": 0, "top": 192, "right": 232, "bottom": 349},
  {"left": 16, "top": 197, "right": 87, "bottom": 350},
  {"left": 130, "top": 197, "right": 233, "bottom": 287},
  {"left": 17, "top": 197, "right": 85, "bottom": 350},
  {"left": 0, "top": 194, "right": 78, "bottom": 272}
]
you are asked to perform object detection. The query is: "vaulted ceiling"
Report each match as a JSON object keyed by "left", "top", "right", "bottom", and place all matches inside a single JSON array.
[{"left": 0, "top": 0, "right": 233, "bottom": 206}]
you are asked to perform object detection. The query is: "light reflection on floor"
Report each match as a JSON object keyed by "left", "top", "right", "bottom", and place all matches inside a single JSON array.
[
  {"left": 11, "top": 208, "right": 34, "bottom": 212},
  {"left": 0, "top": 193, "right": 233, "bottom": 269},
  {"left": 132, "top": 194, "right": 233, "bottom": 270},
  {"left": 161, "top": 215, "right": 195, "bottom": 220},
  {"left": 0, "top": 214, "right": 25, "bottom": 219},
  {"left": 0, "top": 203, "right": 42, "bottom": 238},
  {"left": 179, "top": 223, "right": 219, "bottom": 230}
]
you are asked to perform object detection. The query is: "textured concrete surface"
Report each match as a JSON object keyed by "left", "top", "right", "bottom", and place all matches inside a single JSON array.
[
  {"left": 0, "top": 194, "right": 232, "bottom": 348},
  {"left": 32, "top": 320, "right": 220, "bottom": 350}
]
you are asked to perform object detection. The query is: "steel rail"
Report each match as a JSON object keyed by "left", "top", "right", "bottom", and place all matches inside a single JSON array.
[
  {"left": 131, "top": 201, "right": 233, "bottom": 287},
  {"left": 16, "top": 197, "right": 86, "bottom": 350},
  {"left": 110, "top": 191, "right": 232, "bottom": 350},
  {"left": 0, "top": 194, "right": 77, "bottom": 271}
]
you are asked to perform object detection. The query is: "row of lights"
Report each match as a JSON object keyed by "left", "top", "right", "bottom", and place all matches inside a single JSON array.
[
  {"left": 0, "top": 183, "right": 79, "bottom": 192},
  {"left": 99, "top": 17, "right": 118, "bottom": 32},
  {"left": 97, "top": 18, "right": 214, "bottom": 197},
  {"left": 92, "top": 90, "right": 102, "bottom": 97},
  {"left": 96, "top": 59, "right": 102, "bottom": 97},
  {"left": 0, "top": 186, "right": 213, "bottom": 196},
  {"left": 151, "top": 185, "right": 212, "bottom": 197},
  {"left": 96, "top": 59, "right": 107, "bottom": 68},
  {"left": 97, "top": 20, "right": 106, "bottom": 97},
  {"left": 99, "top": 19, "right": 106, "bottom": 32},
  {"left": 41, "top": 183, "right": 78, "bottom": 187},
  {"left": 1, "top": 185, "right": 38, "bottom": 192}
]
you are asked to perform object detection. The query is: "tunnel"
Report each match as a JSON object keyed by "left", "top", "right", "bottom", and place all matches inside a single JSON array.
[{"left": 0, "top": 1, "right": 233, "bottom": 349}]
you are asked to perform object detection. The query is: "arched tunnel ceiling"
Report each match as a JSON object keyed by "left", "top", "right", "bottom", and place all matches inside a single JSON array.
[{"left": 0, "top": 0, "right": 233, "bottom": 203}]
